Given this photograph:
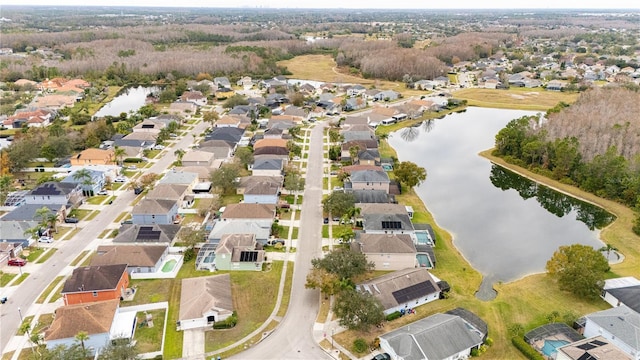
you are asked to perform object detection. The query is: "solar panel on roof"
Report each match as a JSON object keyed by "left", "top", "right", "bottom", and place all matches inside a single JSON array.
[
  {"left": 577, "top": 353, "right": 597, "bottom": 360},
  {"left": 240, "top": 251, "right": 258, "bottom": 262},
  {"left": 392, "top": 281, "right": 436, "bottom": 303},
  {"left": 381, "top": 221, "right": 402, "bottom": 229},
  {"left": 577, "top": 343, "right": 596, "bottom": 351},
  {"left": 590, "top": 340, "right": 607, "bottom": 346}
]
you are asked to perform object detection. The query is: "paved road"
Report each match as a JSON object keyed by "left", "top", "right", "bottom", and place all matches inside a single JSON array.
[
  {"left": 0, "top": 119, "right": 209, "bottom": 354},
  {"left": 234, "top": 123, "right": 330, "bottom": 359}
]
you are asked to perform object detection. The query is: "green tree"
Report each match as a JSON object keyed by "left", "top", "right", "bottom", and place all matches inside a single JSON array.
[
  {"left": 97, "top": 338, "right": 139, "bottom": 360},
  {"left": 223, "top": 94, "right": 249, "bottom": 109},
  {"left": 546, "top": 244, "right": 609, "bottom": 299},
  {"left": 599, "top": 243, "right": 618, "bottom": 262},
  {"left": 74, "top": 331, "right": 89, "bottom": 353},
  {"left": 203, "top": 110, "right": 219, "bottom": 125},
  {"left": 284, "top": 166, "right": 305, "bottom": 203},
  {"left": 393, "top": 161, "right": 427, "bottom": 189},
  {"left": 322, "top": 191, "right": 356, "bottom": 218},
  {"left": 0, "top": 175, "right": 12, "bottom": 205},
  {"left": 234, "top": 147, "right": 254, "bottom": 169},
  {"left": 173, "top": 149, "right": 185, "bottom": 165},
  {"left": 35, "top": 206, "right": 58, "bottom": 233},
  {"left": 305, "top": 267, "right": 341, "bottom": 297},
  {"left": 328, "top": 145, "right": 341, "bottom": 161},
  {"left": 210, "top": 163, "right": 240, "bottom": 195},
  {"left": 329, "top": 129, "right": 343, "bottom": 143},
  {"left": 113, "top": 146, "right": 127, "bottom": 167},
  {"left": 333, "top": 288, "right": 385, "bottom": 331},
  {"left": 72, "top": 168, "right": 94, "bottom": 196},
  {"left": 311, "top": 247, "right": 374, "bottom": 280}
]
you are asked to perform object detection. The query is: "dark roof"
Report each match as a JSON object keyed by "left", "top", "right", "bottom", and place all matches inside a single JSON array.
[
  {"left": 253, "top": 146, "right": 289, "bottom": 156},
  {"left": 352, "top": 190, "right": 394, "bottom": 204},
  {"left": 363, "top": 213, "right": 413, "bottom": 232},
  {"left": 61, "top": 264, "right": 128, "bottom": 294},
  {"left": 607, "top": 285, "right": 640, "bottom": 313},
  {"left": 252, "top": 158, "right": 283, "bottom": 171},
  {"left": 204, "top": 127, "right": 244, "bottom": 143},
  {"left": 351, "top": 170, "right": 390, "bottom": 183},
  {"left": 114, "top": 224, "right": 180, "bottom": 243},
  {"left": 1, "top": 204, "right": 60, "bottom": 221},
  {"left": 29, "top": 182, "right": 78, "bottom": 196},
  {"left": 114, "top": 138, "right": 146, "bottom": 147},
  {"left": 445, "top": 308, "right": 489, "bottom": 337}
]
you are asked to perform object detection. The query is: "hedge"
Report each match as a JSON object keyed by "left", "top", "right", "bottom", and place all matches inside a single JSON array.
[
  {"left": 511, "top": 337, "right": 545, "bottom": 360},
  {"left": 124, "top": 158, "right": 143, "bottom": 163},
  {"left": 385, "top": 311, "right": 402, "bottom": 321},
  {"left": 213, "top": 311, "right": 238, "bottom": 329}
]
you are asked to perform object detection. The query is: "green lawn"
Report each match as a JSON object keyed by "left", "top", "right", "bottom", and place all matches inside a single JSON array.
[
  {"left": 0, "top": 272, "right": 17, "bottom": 287},
  {"left": 52, "top": 226, "right": 72, "bottom": 240},
  {"left": 221, "top": 194, "right": 243, "bottom": 206},
  {"left": 35, "top": 248, "right": 57, "bottom": 264},
  {"left": 70, "top": 251, "right": 90, "bottom": 266},
  {"left": 111, "top": 183, "right": 125, "bottom": 190},
  {"left": 282, "top": 194, "right": 303, "bottom": 204},
  {"left": 25, "top": 247, "right": 45, "bottom": 262},
  {"left": 85, "top": 210, "right": 100, "bottom": 221},
  {"left": 12, "top": 273, "right": 29, "bottom": 285},
  {"left": 205, "top": 261, "right": 284, "bottom": 353},
  {"left": 276, "top": 263, "right": 294, "bottom": 317},
  {"left": 17, "top": 316, "right": 34, "bottom": 335},
  {"left": 98, "top": 229, "right": 111, "bottom": 239},
  {"left": 36, "top": 276, "right": 65, "bottom": 304},
  {"left": 114, "top": 212, "right": 130, "bottom": 223},
  {"left": 62, "top": 228, "right": 81, "bottom": 241},
  {"left": 291, "top": 227, "right": 299, "bottom": 240},
  {"left": 134, "top": 309, "right": 166, "bottom": 353},
  {"left": 321, "top": 224, "right": 352, "bottom": 238},
  {"left": 67, "top": 208, "right": 92, "bottom": 220},
  {"left": 86, "top": 195, "right": 108, "bottom": 205}
]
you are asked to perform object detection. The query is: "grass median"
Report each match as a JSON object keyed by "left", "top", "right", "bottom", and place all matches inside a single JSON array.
[{"left": 36, "top": 276, "right": 66, "bottom": 304}]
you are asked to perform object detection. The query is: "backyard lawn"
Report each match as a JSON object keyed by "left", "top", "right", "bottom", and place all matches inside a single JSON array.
[{"left": 134, "top": 309, "right": 166, "bottom": 353}]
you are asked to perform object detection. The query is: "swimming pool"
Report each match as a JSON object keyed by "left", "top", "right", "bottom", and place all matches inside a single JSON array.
[
  {"left": 416, "top": 254, "right": 433, "bottom": 268},
  {"left": 162, "top": 259, "right": 177, "bottom": 273},
  {"left": 541, "top": 339, "right": 569, "bottom": 356}
]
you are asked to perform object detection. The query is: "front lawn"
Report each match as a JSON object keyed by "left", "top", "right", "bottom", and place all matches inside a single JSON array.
[
  {"left": 86, "top": 195, "right": 108, "bottom": 205},
  {"left": 35, "top": 248, "right": 57, "bottom": 264},
  {"left": 321, "top": 224, "right": 352, "bottom": 238},
  {"left": 204, "top": 261, "right": 284, "bottom": 353},
  {"left": 67, "top": 208, "right": 92, "bottom": 220},
  {"left": 24, "top": 247, "right": 45, "bottom": 262},
  {"left": 0, "top": 272, "right": 17, "bottom": 287},
  {"left": 36, "top": 276, "right": 65, "bottom": 304}
]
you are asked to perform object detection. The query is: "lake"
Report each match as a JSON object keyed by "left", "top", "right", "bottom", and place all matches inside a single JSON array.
[
  {"left": 94, "top": 86, "right": 158, "bottom": 118},
  {"left": 388, "top": 107, "right": 613, "bottom": 298}
]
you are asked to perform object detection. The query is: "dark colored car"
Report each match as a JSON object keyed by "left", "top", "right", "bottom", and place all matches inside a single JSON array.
[
  {"left": 371, "top": 354, "right": 391, "bottom": 360},
  {"left": 64, "top": 217, "right": 79, "bottom": 223},
  {"left": 121, "top": 219, "right": 133, "bottom": 225},
  {"left": 8, "top": 258, "right": 27, "bottom": 267},
  {"left": 323, "top": 217, "right": 329, "bottom": 224},
  {"left": 134, "top": 187, "right": 143, "bottom": 195}
]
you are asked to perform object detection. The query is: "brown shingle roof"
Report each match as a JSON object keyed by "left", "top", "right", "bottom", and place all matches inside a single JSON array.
[
  {"left": 221, "top": 203, "right": 276, "bottom": 219},
  {"left": 215, "top": 233, "right": 256, "bottom": 256},
  {"left": 75, "top": 148, "right": 114, "bottom": 161},
  {"left": 179, "top": 274, "right": 233, "bottom": 321},
  {"left": 357, "top": 268, "right": 440, "bottom": 310},
  {"left": 253, "top": 138, "right": 288, "bottom": 149},
  {"left": 132, "top": 199, "right": 176, "bottom": 215},
  {"left": 61, "top": 264, "right": 128, "bottom": 294},
  {"left": 45, "top": 299, "right": 119, "bottom": 341},
  {"left": 146, "top": 184, "right": 188, "bottom": 202},
  {"left": 353, "top": 233, "right": 416, "bottom": 254},
  {"left": 91, "top": 245, "right": 168, "bottom": 268}
]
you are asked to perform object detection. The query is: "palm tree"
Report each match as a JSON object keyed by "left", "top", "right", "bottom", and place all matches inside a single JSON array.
[
  {"left": 24, "top": 226, "right": 41, "bottom": 244},
  {"left": 72, "top": 168, "right": 94, "bottom": 196},
  {"left": 174, "top": 149, "right": 185, "bottom": 165},
  {"left": 75, "top": 331, "right": 89, "bottom": 353},
  {"left": 113, "top": 146, "right": 127, "bottom": 167},
  {"left": 35, "top": 207, "right": 53, "bottom": 233},
  {"left": 600, "top": 243, "right": 618, "bottom": 261}
]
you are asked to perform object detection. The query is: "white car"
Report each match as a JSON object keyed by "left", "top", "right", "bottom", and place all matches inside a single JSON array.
[
  {"left": 128, "top": 165, "right": 137, "bottom": 170},
  {"left": 97, "top": 190, "right": 109, "bottom": 195},
  {"left": 38, "top": 236, "right": 54, "bottom": 243},
  {"left": 153, "top": 145, "right": 165, "bottom": 150},
  {"left": 114, "top": 176, "right": 127, "bottom": 183}
]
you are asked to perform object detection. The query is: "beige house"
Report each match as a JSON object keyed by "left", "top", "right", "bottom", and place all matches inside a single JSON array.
[
  {"left": 352, "top": 233, "right": 416, "bottom": 270},
  {"left": 181, "top": 150, "right": 214, "bottom": 167},
  {"left": 70, "top": 148, "right": 115, "bottom": 166},
  {"left": 178, "top": 274, "right": 234, "bottom": 331},
  {"left": 349, "top": 169, "right": 390, "bottom": 193},
  {"left": 221, "top": 203, "right": 276, "bottom": 221}
]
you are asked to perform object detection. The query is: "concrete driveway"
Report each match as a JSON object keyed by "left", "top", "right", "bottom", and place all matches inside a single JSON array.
[{"left": 182, "top": 329, "right": 205, "bottom": 360}]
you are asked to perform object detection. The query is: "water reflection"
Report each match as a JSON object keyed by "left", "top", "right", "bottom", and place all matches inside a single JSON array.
[{"left": 489, "top": 165, "right": 615, "bottom": 230}]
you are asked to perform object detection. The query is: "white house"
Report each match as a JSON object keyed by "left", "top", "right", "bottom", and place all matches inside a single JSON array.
[
  {"left": 177, "top": 274, "right": 234, "bottom": 331},
  {"left": 582, "top": 305, "right": 640, "bottom": 360}
]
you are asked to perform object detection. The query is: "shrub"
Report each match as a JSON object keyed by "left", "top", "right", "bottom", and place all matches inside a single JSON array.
[
  {"left": 124, "top": 158, "right": 143, "bottom": 163},
  {"left": 511, "top": 337, "right": 545, "bottom": 360},
  {"left": 385, "top": 311, "right": 402, "bottom": 321},
  {"left": 183, "top": 247, "right": 195, "bottom": 262},
  {"left": 213, "top": 311, "right": 238, "bottom": 329},
  {"left": 352, "top": 338, "right": 368, "bottom": 354}
]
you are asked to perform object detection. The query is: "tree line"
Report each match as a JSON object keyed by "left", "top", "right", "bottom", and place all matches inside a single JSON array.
[{"left": 493, "top": 87, "right": 640, "bottom": 234}]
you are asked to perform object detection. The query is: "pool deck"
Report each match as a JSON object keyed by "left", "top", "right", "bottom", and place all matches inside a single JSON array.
[{"left": 131, "top": 254, "right": 183, "bottom": 279}]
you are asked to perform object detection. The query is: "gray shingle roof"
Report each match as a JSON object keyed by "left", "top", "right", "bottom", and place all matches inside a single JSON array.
[
  {"left": 1, "top": 204, "right": 60, "bottom": 221},
  {"left": 114, "top": 224, "right": 180, "bottom": 243},
  {"left": 607, "top": 286, "right": 640, "bottom": 313},
  {"left": 381, "top": 312, "right": 484, "bottom": 360},
  {"left": 356, "top": 268, "right": 438, "bottom": 311},
  {"left": 352, "top": 190, "right": 394, "bottom": 204},
  {"left": 252, "top": 158, "right": 283, "bottom": 171},
  {"left": 353, "top": 233, "right": 415, "bottom": 254},
  {"left": 363, "top": 213, "right": 413, "bottom": 232},
  {"left": 132, "top": 199, "right": 176, "bottom": 215},
  {"left": 350, "top": 170, "right": 390, "bottom": 183},
  {"left": 585, "top": 305, "right": 640, "bottom": 351}
]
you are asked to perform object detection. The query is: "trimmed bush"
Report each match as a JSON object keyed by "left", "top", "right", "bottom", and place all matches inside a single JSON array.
[
  {"left": 385, "top": 311, "right": 402, "bottom": 321},
  {"left": 213, "top": 311, "right": 238, "bottom": 329},
  {"left": 124, "top": 158, "right": 143, "bottom": 163},
  {"left": 511, "top": 337, "right": 545, "bottom": 360},
  {"left": 353, "top": 338, "right": 368, "bottom": 354}
]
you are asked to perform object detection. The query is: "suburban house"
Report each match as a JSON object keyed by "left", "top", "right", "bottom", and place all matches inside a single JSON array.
[
  {"left": 282, "top": 105, "right": 308, "bottom": 122},
  {"left": 158, "top": 171, "right": 199, "bottom": 192},
  {"left": 356, "top": 268, "right": 440, "bottom": 314},
  {"left": 361, "top": 208, "right": 414, "bottom": 235},
  {"left": 351, "top": 233, "right": 416, "bottom": 270},
  {"left": 347, "top": 84, "right": 367, "bottom": 97},
  {"left": 91, "top": 245, "right": 169, "bottom": 275},
  {"left": 601, "top": 277, "right": 640, "bottom": 313},
  {"left": 146, "top": 184, "right": 190, "bottom": 208},
  {"left": 132, "top": 119, "right": 166, "bottom": 135},
  {"left": 204, "top": 127, "right": 244, "bottom": 149},
  {"left": 237, "top": 176, "right": 282, "bottom": 204},
  {"left": 26, "top": 182, "right": 83, "bottom": 207},
  {"left": 207, "top": 220, "right": 272, "bottom": 246},
  {"left": 178, "top": 274, "right": 234, "bottom": 330},
  {"left": 70, "top": 148, "right": 115, "bottom": 166},
  {"left": 181, "top": 91, "right": 207, "bottom": 106},
  {"left": 348, "top": 169, "right": 390, "bottom": 193},
  {"left": 199, "top": 139, "right": 235, "bottom": 160},
  {"left": 181, "top": 150, "right": 215, "bottom": 167},
  {"left": 215, "top": 87, "right": 235, "bottom": 100},
  {"left": 355, "top": 149, "right": 381, "bottom": 165},
  {"left": 131, "top": 199, "right": 179, "bottom": 225},
  {"left": 3, "top": 109, "right": 53, "bottom": 128},
  {"left": 341, "top": 139, "right": 378, "bottom": 161},
  {"left": 0, "top": 241, "right": 23, "bottom": 264},
  {"left": 556, "top": 336, "right": 633, "bottom": 360},
  {"left": 215, "top": 115, "right": 243, "bottom": 128},
  {"left": 379, "top": 310, "right": 487, "bottom": 360},
  {"left": 45, "top": 299, "right": 134, "bottom": 356},
  {"left": 113, "top": 224, "right": 180, "bottom": 244},
  {"left": 61, "top": 264, "right": 129, "bottom": 305},
  {"left": 211, "top": 233, "right": 265, "bottom": 271},
  {"left": 221, "top": 203, "right": 276, "bottom": 221},
  {"left": 352, "top": 190, "right": 396, "bottom": 204},
  {"left": 61, "top": 168, "right": 106, "bottom": 196},
  {"left": 581, "top": 305, "right": 640, "bottom": 360},
  {"left": 341, "top": 124, "right": 376, "bottom": 142},
  {"left": 169, "top": 100, "right": 198, "bottom": 115},
  {"left": 214, "top": 77, "right": 231, "bottom": 88},
  {"left": 373, "top": 90, "right": 401, "bottom": 102},
  {"left": 251, "top": 158, "right": 284, "bottom": 177}
]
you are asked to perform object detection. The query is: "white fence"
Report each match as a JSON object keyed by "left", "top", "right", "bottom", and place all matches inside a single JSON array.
[{"left": 120, "top": 302, "right": 169, "bottom": 359}]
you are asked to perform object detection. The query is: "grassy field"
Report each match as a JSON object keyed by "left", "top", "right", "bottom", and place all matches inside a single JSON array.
[
  {"left": 278, "top": 55, "right": 425, "bottom": 97},
  {"left": 452, "top": 87, "right": 579, "bottom": 111}
]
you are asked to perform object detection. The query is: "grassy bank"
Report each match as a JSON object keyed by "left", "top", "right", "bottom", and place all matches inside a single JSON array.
[{"left": 452, "top": 87, "right": 579, "bottom": 111}]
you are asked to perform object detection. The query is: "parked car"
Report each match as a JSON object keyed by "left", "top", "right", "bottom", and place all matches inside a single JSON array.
[
  {"left": 38, "top": 236, "right": 54, "bottom": 243},
  {"left": 371, "top": 354, "right": 391, "bottom": 360},
  {"left": 134, "top": 187, "right": 143, "bottom": 195},
  {"left": 97, "top": 189, "right": 109, "bottom": 195},
  {"left": 114, "top": 176, "right": 127, "bottom": 183},
  {"left": 64, "top": 217, "right": 79, "bottom": 223},
  {"left": 120, "top": 219, "right": 133, "bottom": 225},
  {"left": 153, "top": 145, "right": 165, "bottom": 150},
  {"left": 323, "top": 217, "right": 329, "bottom": 224},
  {"left": 8, "top": 258, "right": 26, "bottom": 267},
  {"left": 128, "top": 165, "right": 137, "bottom": 170},
  {"left": 169, "top": 133, "right": 178, "bottom": 138}
]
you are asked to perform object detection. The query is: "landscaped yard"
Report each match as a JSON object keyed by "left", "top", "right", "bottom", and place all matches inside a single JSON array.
[
  {"left": 0, "top": 272, "right": 17, "bottom": 287},
  {"left": 86, "top": 195, "right": 108, "bottom": 205},
  {"left": 321, "top": 224, "right": 352, "bottom": 238},
  {"left": 134, "top": 309, "right": 166, "bottom": 353},
  {"left": 12, "top": 273, "right": 29, "bottom": 285},
  {"left": 24, "top": 247, "right": 45, "bottom": 262}
]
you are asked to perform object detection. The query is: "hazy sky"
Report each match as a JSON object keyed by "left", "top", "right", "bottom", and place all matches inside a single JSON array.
[{"left": 2, "top": 0, "right": 639, "bottom": 9}]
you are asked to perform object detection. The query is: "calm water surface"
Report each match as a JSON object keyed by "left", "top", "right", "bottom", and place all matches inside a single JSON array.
[
  {"left": 94, "top": 86, "right": 158, "bottom": 117},
  {"left": 389, "top": 107, "right": 612, "bottom": 288}
]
